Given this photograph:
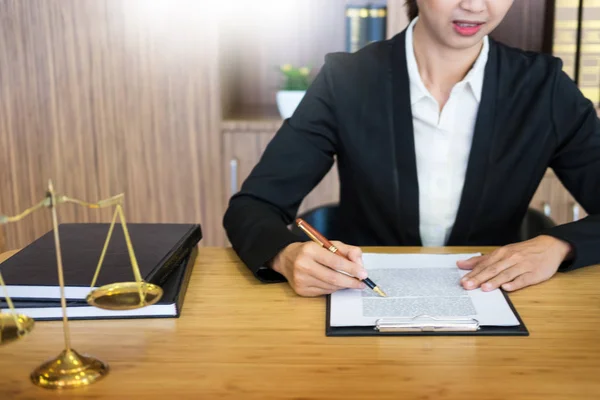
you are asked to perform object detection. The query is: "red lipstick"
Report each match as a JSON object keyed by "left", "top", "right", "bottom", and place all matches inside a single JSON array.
[{"left": 453, "top": 21, "right": 484, "bottom": 36}]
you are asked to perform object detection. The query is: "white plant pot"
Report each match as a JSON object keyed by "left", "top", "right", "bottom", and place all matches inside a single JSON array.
[{"left": 276, "top": 90, "right": 306, "bottom": 119}]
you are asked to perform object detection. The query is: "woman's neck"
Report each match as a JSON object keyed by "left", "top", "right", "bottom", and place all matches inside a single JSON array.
[{"left": 412, "top": 20, "right": 483, "bottom": 104}]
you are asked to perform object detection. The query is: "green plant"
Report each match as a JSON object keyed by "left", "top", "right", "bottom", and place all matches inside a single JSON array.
[{"left": 279, "top": 64, "right": 311, "bottom": 91}]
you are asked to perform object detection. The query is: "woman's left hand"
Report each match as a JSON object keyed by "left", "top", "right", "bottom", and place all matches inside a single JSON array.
[{"left": 457, "top": 235, "right": 573, "bottom": 292}]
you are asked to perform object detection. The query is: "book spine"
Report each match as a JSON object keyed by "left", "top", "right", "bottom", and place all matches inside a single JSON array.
[
  {"left": 147, "top": 225, "right": 202, "bottom": 285},
  {"left": 367, "top": 6, "right": 387, "bottom": 44},
  {"left": 175, "top": 247, "right": 198, "bottom": 316},
  {"left": 579, "top": 0, "right": 600, "bottom": 107},
  {"left": 553, "top": 0, "right": 582, "bottom": 80},
  {"left": 346, "top": 6, "right": 369, "bottom": 52}
]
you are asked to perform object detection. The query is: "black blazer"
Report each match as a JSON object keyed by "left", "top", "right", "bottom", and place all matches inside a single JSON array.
[{"left": 223, "top": 30, "right": 600, "bottom": 282}]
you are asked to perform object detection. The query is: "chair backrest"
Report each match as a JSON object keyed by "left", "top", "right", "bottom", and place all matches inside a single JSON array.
[
  {"left": 519, "top": 208, "right": 556, "bottom": 241},
  {"left": 292, "top": 204, "right": 557, "bottom": 243}
]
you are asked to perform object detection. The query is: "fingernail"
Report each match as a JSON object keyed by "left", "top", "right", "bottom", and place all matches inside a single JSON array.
[
  {"left": 502, "top": 283, "right": 511, "bottom": 290},
  {"left": 466, "top": 280, "right": 474, "bottom": 288},
  {"left": 482, "top": 283, "right": 492, "bottom": 291},
  {"left": 358, "top": 270, "right": 368, "bottom": 280},
  {"left": 360, "top": 283, "right": 367, "bottom": 290}
]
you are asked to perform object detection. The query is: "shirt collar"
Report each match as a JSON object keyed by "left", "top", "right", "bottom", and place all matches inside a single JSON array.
[{"left": 405, "top": 16, "right": 489, "bottom": 105}]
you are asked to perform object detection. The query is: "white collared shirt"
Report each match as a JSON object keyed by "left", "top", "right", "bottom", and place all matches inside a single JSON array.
[{"left": 405, "top": 17, "right": 489, "bottom": 246}]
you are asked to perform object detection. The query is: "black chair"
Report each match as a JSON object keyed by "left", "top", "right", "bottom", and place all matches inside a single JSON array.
[
  {"left": 291, "top": 204, "right": 556, "bottom": 242},
  {"left": 518, "top": 207, "right": 557, "bottom": 241},
  {"left": 292, "top": 204, "right": 342, "bottom": 240}
]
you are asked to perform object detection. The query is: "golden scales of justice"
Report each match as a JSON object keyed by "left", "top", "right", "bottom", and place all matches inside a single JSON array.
[{"left": 0, "top": 180, "right": 163, "bottom": 389}]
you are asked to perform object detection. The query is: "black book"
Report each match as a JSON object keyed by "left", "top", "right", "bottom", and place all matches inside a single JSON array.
[
  {"left": 367, "top": 5, "right": 387, "bottom": 45},
  {"left": 0, "top": 247, "right": 198, "bottom": 321},
  {"left": 346, "top": 5, "right": 369, "bottom": 52},
  {"left": 0, "top": 223, "right": 202, "bottom": 301}
]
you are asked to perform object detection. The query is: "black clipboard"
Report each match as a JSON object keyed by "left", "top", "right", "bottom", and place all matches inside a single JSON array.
[{"left": 326, "top": 290, "right": 529, "bottom": 336}]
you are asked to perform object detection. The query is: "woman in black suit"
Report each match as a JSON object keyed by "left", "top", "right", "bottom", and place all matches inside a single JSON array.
[{"left": 223, "top": 0, "right": 600, "bottom": 297}]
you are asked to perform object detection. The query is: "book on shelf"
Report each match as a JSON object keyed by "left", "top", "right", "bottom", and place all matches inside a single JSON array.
[
  {"left": 367, "top": 5, "right": 387, "bottom": 45},
  {"left": 346, "top": 3, "right": 387, "bottom": 53}
]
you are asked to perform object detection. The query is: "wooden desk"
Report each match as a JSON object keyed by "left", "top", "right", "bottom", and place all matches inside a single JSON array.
[{"left": 0, "top": 247, "right": 599, "bottom": 399}]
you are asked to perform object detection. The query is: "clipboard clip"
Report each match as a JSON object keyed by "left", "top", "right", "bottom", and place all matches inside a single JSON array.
[{"left": 375, "top": 315, "right": 480, "bottom": 332}]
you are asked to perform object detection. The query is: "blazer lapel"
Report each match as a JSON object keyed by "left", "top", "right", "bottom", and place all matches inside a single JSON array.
[
  {"left": 390, "top": 31, "right": 422, "bottom": 246},
  {"left": 447, "top": 41, "right": 499, "bottom": 245}
]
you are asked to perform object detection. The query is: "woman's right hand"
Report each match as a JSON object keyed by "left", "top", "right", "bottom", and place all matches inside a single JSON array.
[{"left": 271, "top": 241, "right": 368, "bottom": 297}]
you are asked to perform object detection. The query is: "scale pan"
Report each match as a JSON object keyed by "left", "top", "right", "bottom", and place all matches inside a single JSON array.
[
  {"left": 86, "top": 282, "right": 163, "bottom": 310},
  {"left": 0, "top": 313, "right": 34, "bottom": 345}
]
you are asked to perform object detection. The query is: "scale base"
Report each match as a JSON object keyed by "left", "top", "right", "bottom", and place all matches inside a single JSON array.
[{"left": 31, "top": 349, "right": 109, "bottom": 389}]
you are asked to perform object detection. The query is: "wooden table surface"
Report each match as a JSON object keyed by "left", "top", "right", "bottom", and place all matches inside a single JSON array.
[{"left": 0, "top": 246, "right": 599, "bottom": 400}]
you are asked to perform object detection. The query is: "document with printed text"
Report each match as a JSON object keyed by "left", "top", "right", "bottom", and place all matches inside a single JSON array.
[{"left": 330, "top": 253, "right": 520, "bottom": 327}]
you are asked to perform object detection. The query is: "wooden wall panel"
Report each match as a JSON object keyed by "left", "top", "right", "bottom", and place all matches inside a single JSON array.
[{"left": 0, "top": 0, "right": 222, "bottom": 249}]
